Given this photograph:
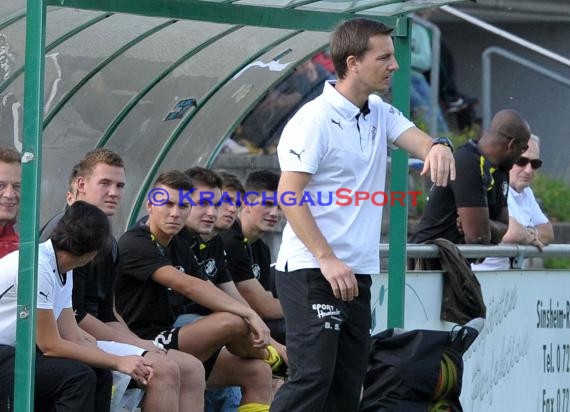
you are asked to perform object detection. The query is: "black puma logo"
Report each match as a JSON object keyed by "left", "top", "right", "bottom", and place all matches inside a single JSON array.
[
  {"left": 39, "top": 291, "right": 50, "bottom": 301},
  {"left": 289, "top": 149, "right": 305, "bottom": 161},
  {"left": 0, "top": 285, "right": 14, "bottom": 300},
  {"left": 331, "top": 119, "right": 343, "bottom": 130}
]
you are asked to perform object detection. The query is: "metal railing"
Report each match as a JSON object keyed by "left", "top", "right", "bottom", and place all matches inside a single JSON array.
[
  {"left": 379, "top": 243, "right": 570, "bottom": 270},
  {"left": 482, "top": 46, "right": 570, "bottom": 129},
  {"left": 440, "top": 5, "right": 570, "bottom": 129}
]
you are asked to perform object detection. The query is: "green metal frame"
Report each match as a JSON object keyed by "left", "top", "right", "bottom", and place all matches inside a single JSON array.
[
  {"left": 0, "top": 12, "right": 112, "bottom": 96},
  {"left": 388, "top": 33, "right": 411, "bottom": 328},
  {"left": 43, "top": 19, "right": 177, "bottom": 128},
  {"left": 46, "top": 0, "right": 404, "bottom": 34},
  {"left": 16, "top": 0, "right": 470, "bottom": 409},
  {"left": 16, "top": 1, "right": 46, "bottom": 410},
  {"left": 95, "top": 25, "right": 241, "bottom": 149}
]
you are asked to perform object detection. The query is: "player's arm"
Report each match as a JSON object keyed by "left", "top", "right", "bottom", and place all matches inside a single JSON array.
[{"left": 152, "top": 267, "right": 270, "bottom": 347}]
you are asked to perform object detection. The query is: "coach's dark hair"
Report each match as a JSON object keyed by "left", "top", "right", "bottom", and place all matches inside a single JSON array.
[
  {"left": 245, "top": 169, "right": 280, "bottom": 192},
  {"left": 50, "top": 201, "right": 110, "bottom": 256},
  {"left": 184, "top": 166, "right": 222, "bottom": 190},
  {"left": 331, "top": 18, "right": 393, "bottom": 79},
  {"left": 153, "top": 170, "right": 193, "bottom": 191}
]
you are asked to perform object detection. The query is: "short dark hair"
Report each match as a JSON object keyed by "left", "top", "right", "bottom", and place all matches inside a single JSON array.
[
  {"left": 76, "top": 148, "right": 125, "bottom": 178},
  {"left": 331, "top": 18, "right": 393, "bottom": 79},
  {"left": 50, "top": 201, "right": 110, "bottom": 256},
  {"left": 245, "top": 169, "right": 280, "bottom": 192},
  {"left": 184, "top": 166, "right": 222, "bottom": 190},
  {"left": 153, "top": 170, "right": 193, "bottom": 191},
  {"left": 0, "top": 147, "right": 21, "bottom": 165},
  {"left": 215, "top": 170, "right": 245, "bottom": 195}
]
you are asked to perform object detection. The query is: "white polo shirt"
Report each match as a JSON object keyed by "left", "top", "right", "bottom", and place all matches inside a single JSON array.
[
  {"left": 472, "top": 186, "right": 549, "bottom": 271},
  {"left": 277, "top": 81, "right": 414, "bottom": 274},
  {"left": 0, "top": 240, "right": 73, "bottom": 346}
]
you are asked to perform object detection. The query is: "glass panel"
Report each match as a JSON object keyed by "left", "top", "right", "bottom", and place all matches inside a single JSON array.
[
  {"left": 153, "top": 30, "right": 330, "bottom": 218},
  {"left": 362, "top": 0, "right": 463, "bottom": 16},
  {"left": 42, "top": 13, "right": 170, "bottom": 114},
  {"left": 106, "top": 25, "right": 298, "bottom": 229},
  {"left": 0, "top": 8, "right": 111, "bottom": 156},
  {"left": 37, "top": 20, "right": 234, "bottom": 225},
  {"left": 296, "top": 1, "right": 363, "bottom": 12},
  {"left": 0, "top": 8, "right": 104, "bottom": 87},
  {"left": 0, "top": 0, "right": 25, "bottom": 19},
  {"left": 234, "top": 0, "right": 299, "bottom": 7}
]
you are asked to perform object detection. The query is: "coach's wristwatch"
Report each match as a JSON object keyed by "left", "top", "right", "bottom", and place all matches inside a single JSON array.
[{"left": 432, "top": 137, "right": 454, "bottom": 152}]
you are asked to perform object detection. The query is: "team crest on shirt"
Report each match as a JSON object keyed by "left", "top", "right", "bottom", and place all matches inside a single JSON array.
[
  {"left": 174, "top": 265, "right": 185, "bottom": 273},
  {"left": 203, "top": 258, "right": 217, "bottom": 278},
  {"left": 388, "top": 106, "right": 402, "bottom": 117},
  {"left": 252, "top": 264, "right": 261, "bottom": 279},
  {"left": 502, "top": 181, "right": 509, "bottom": 197}
]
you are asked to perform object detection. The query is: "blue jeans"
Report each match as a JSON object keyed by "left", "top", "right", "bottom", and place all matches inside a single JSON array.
[
  {"left": 173, "top": 314, "right": 242, "bottom": 412},
  {"left": 410, "top": 71, "right": 449, "bottom": 135}
]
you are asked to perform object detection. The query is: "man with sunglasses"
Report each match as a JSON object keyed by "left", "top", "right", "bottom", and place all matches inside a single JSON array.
[
  {"left": 472, "top": 134, "right": 554, "bottom": 270},
  {"left": 411, "top": 109, "right": 531, "bottom": 246}
]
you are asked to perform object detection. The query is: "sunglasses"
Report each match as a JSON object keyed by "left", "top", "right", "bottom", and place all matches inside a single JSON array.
[{"left": 515, "top": 156, "right": 542, "bottom": 169}]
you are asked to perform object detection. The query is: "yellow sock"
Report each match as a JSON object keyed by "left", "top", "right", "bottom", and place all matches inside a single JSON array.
[
  {"left": 265, "top": 344, "right": 282, "bottom": 370},
  {"left": 237, "top": 403, "right": 270, "bottom": 412}
]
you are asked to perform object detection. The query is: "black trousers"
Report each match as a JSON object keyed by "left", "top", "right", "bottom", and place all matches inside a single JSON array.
[
  {"left": 271, "top": 269, "right": 372, "bottom": 412},
  {"left": 0, "top": 344, "right": 112, "bottom": 412}
]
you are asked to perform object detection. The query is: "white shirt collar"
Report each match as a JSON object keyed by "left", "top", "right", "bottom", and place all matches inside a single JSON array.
[{"left": 323, "top": 81, "right": 364, "bottom": 121}]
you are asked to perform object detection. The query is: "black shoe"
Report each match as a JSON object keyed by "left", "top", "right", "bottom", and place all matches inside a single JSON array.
[
  {"left": 445, "top": 97, "right": 468, "bottom": 113},
  {"left": 272, "top": 360, "right": 289, "bottom": 380}
]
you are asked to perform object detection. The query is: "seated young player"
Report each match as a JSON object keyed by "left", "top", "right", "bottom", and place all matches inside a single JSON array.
[
  {"left": 220, "top": 170, "right": 285, "bottom": 344},
  {"left": 0, "top": 149, "right": 100, "bottom": 411},
  {"left": 115, "top": 171, "right": 282, "bottom": 412},
  {"left": 41, "top": 149, "right": 206, "bottom": 412},
  {"left": 0, "top": 202, "right": 153, "bottom": 412}
]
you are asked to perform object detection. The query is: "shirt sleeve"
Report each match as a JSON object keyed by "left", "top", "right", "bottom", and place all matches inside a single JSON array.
[
  {"left": 118, "top": 230, "right": 172, "bottom": 284},
  {"left": 37, "top": 259, "right": 57, "bottom": 311},
  {"left": 379, "top": 99, "right": 415, "bottom": 144},
  {"left": 452, "top": 150, "right": 488, "bottom": 208},
  {"left": 277, "top": 103, "right": 327, "bottom": 174}
]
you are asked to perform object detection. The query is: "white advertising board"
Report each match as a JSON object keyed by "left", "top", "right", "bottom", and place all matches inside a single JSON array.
[{"left": 370, "top": 270, "right": 570, "bottom": 412}]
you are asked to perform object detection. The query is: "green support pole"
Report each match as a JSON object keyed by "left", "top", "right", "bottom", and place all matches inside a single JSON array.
[
  {"left": 387, "top": 17, "right": 410, "bottom": 329},
  {"left": 14, "top": 0, "right": 47, "bottom": 410}
]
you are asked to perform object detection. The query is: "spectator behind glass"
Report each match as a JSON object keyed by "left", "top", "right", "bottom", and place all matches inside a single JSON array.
[
  {"left": 410, "top": 12, "right": 450, "bottom": 135},
  {"left": 237, "top": 59, "right": 335, "bottom": 152},
  {"left": 472, "top": 135, "right": 554, "bottom": 270},
  {"left": 0, "top": 147, "right": 21, "bottom": 258}
]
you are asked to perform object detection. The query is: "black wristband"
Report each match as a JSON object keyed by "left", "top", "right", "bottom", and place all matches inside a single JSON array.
[{"left": 432, "top": 137, "right": 453, "bottom": 152}]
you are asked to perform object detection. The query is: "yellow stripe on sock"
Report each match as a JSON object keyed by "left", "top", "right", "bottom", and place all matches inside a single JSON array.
[
  {"left": 265, "top": 344, "right": 281, "bottom": 370},
  {"left": 237, "top": 402, "right": 270, "bottom": 412}
]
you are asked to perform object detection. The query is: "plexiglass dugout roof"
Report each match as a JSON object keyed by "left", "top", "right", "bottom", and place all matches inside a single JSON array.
[{"left": 0, "top": 0, "right": 469, "bottom": 231}]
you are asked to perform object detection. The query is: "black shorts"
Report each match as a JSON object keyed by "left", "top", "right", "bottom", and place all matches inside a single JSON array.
[
  {"left": 154, "top": 328, "right": 180, "bottom": 351},
  {"left": 153, "top": 328, "right": 221, "bottom": 379}
]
